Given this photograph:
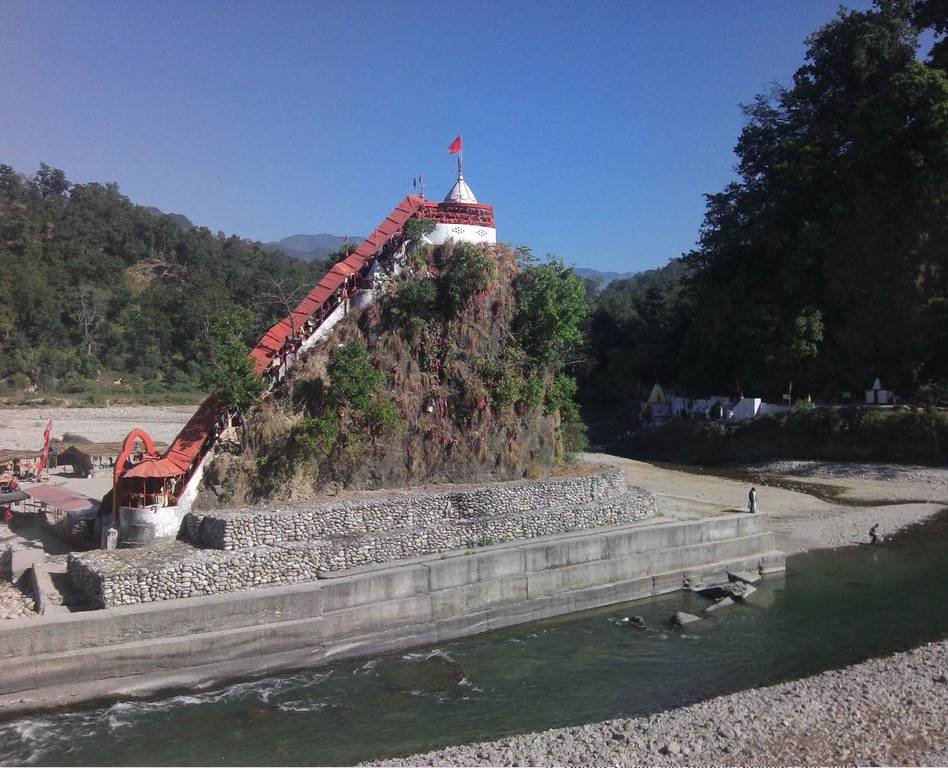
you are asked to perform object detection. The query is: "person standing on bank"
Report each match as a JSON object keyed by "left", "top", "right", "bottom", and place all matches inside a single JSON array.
[
  {"left": 870, "top": 523, "right": 880, "bottom": 545},
  {"left": 748, "top": 487, "right": 758, "bottom": 514}
]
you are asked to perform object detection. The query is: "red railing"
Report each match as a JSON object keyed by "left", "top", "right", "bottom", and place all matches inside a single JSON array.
[{"left": 114, "top": 195, "right": 428, "bottom": 495}]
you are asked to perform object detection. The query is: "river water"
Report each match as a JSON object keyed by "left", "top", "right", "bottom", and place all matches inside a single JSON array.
[{"left": 2, "top": 511, "right": 947, "bottom": 766}]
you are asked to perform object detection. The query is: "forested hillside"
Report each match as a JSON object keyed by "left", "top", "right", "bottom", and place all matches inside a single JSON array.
[
  {"left": 582, "top": 2, "right": 948, "bottom": 405},
  {"left": 0, "top": 164, "right": 325, "bottom": 400}
]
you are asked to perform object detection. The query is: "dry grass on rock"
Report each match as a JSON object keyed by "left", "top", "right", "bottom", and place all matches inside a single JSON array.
[{"left": 199, "top": 244, "right": 565, "bottom": 508}]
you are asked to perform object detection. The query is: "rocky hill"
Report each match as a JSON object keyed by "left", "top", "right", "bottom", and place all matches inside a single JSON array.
[{"left": 200, "top": 240, "right": 587, "bottom": 506}]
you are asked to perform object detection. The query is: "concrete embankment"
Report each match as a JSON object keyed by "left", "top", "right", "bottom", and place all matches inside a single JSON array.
[
  {"left": 375, "top": 640, "right": 948, "bottom": 767},
  {"left": 0, "top": 513, "right": 782, "bottom": 716}
]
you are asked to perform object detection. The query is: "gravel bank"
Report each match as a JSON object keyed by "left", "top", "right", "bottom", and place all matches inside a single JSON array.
[
  {"left": 753, "top": 459, "right": 948, "bottom": 489},
  {"left": 584, "top": 452, "right": 948, "bottom": 554},
  {"left": 0, "top": 581, "right": 35, "bottom": 620},
  {"left": 0, "top": 405, "right": 195, "bottom": 449},
  {"left": 373, "top": 640, "right": 948, "bottom": 766}
]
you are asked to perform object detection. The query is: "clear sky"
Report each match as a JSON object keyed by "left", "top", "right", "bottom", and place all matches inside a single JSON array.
[{"left": 0, "top": 0, "right": 873, "bottom": 274}]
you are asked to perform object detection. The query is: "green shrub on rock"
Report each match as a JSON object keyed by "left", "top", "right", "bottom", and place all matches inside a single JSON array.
[{"left": 441, "top": 243, "right": 496, "bottom": 317}]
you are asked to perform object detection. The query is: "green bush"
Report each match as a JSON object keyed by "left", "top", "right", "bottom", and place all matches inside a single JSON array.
[
  {"left": 514, "top": 255, "right": 587, "bottom": 369},
  {"left": 327, "top": 341, "right": 383, "bottom": 411},
  {"left": 440, "top": 243, "right": 495, "bottom": 317},
  {"left": 476, "top": 355, "right": 526, "bottom": 411},
  {"left": 404, "top": 218, "right": 436, "bottom": 241},
  {"left": 363, "top": 394, "right": 403, "bottom": 436},
  {"left": 388, "top": 278, "right": 438, "bottom": 323},
  {"left": 546, "top": 375, "right": 588, "bottom": 459},
  {"left": 285, "top": 342, "right": 404, "bottom": 471},
  {"left": 622, "top": 406, "right": 948, "bottom": 465},
  {"left": 201, "top": 308, "right": 265, "bottom": 411},
  {"left": 8, "top": 372, "right": 31, "bottom": 391}
]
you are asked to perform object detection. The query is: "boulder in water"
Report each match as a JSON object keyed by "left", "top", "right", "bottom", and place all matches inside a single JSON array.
[
  {"left": 671, "top": 611, "right": 702, "bottom": 627},
  {"left": 730, "top": 583, "right": 757, "bottom": 600},
  {"left": 705, "top": 596, "right": 734, "bottom": 614},
  {"left": 379, "top": 653, "right": 465, "bottom": 693},
  {"left": 697, "top": 583, "right": 732, "bottom": 600}
]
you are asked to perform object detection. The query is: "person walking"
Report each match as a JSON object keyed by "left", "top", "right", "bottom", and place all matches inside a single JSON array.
[
  {"left": 748, "top": 487, "right": 758, "bottom": 514},
  {"left": 869, "top": 523, "right": 880, "bottom": 545}
]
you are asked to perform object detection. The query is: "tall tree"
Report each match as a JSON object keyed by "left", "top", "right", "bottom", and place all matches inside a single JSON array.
[{"left": 683, "top": 1, "right": 948, "bottom": 397}]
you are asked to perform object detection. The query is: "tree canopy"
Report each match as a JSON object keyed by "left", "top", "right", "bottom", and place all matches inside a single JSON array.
[
  {"left": 0, "top": 164, "right": 325, "bottom": 397},
  {"left": 582, "top": 1, "right": 948, "bottom": 404}
]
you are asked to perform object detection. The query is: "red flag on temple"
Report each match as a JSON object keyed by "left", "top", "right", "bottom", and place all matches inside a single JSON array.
[{"left": 447, "top": 135, "right": 462, "bottom": 154}]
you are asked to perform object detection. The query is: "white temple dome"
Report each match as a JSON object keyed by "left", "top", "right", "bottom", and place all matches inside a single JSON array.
[{"left": 444, "top": 170, "right": 478, "bottom": 204}]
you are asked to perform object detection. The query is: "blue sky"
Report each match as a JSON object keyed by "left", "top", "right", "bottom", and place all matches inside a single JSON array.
[{"left": 1, "top": 1, "right": 874, "bottom": 273}]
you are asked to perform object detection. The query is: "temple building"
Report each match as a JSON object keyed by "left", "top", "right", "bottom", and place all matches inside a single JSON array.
[{"left": 421, "top": 157, "right": 496, "bottom": 246}]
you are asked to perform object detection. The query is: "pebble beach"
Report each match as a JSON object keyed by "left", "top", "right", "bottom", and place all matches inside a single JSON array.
[{"left": 375, "top": 640, "right": 948, "bottom": 766}]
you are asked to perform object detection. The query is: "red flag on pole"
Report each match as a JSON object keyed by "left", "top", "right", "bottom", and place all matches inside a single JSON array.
[
  {"left": 35, "top": 418, "right": 52, "bottom": 481},
  {"left": 447, "top": 135, "right": 462, "bottom": 154}
]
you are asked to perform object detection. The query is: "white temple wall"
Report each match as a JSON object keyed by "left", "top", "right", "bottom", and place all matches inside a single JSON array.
[{"left": 427, "top": 222, "right": 497, "bottom": 247}]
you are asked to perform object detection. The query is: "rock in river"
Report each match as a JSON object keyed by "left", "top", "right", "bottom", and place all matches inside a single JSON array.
[
  {"left": 671, "top": 611, "right": 702, "bottom": 627},
  {"left": 705, "top": 597, "right": 734, "bottom": 614}
]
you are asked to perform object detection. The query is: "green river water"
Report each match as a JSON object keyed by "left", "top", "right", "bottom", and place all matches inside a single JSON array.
[{"left": 2, "top": 510, "right": 947, "bottom": 766}]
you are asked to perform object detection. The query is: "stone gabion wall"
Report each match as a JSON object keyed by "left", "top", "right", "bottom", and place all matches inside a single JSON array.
[
  {"left": 0, "top": 545, "right": 12, "bottom": 580},
  {"left": 317, "top": 489, "right": 655, "bottom": 572},
  {"left": 187, "top": 468, "right": 628, "bottom": 551},
  {"left": 69, "top": 539, "right": 329, "bottom": 608},
  {"left": 69, "top": 472, "right": 657, "bottom": 608}
]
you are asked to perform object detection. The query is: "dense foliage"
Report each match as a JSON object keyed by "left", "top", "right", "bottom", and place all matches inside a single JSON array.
[
  {"left": 582, "top": 1, "right": 948, "bottom": 404},
  {"left": 620, "top": 405, "right": 948, "bottom": 466},
  {"left": 0, "top": 164, "right": 324, "bottom": 398}
]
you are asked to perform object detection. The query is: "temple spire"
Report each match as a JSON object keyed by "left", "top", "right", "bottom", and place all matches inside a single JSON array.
[{"left": 444, "top": 155, "right": 477, "bottom": 204}]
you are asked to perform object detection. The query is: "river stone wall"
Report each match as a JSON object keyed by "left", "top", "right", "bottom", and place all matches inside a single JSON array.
[
  {"left": 186, "top": 468, "right": 629, "bottom": 550},
  {"left": 69, "top": 469, "right": 657, "bottom": 607}
]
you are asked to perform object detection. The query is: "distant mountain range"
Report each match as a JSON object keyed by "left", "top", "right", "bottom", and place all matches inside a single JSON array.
[
  {"left": 269, "top": 234, "right": 365, "bottom": 262},
  {"left": 573, "top": 267, "right": 638, "bottom": 287},
  {"left": 139, "top": 209, "right": 362, "bottom": 263}
]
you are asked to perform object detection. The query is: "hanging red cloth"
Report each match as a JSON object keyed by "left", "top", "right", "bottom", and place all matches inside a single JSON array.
[{"left": 35, "top": 419, "right": 52, "bottom": 480}]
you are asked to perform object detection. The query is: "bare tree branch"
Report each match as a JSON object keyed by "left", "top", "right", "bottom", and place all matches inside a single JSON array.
[{"left": 259, "top": 277, "right": 304, "bottom": 336}]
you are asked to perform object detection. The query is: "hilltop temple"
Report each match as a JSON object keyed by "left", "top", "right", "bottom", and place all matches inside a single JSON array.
[
  {"left": 420, "top": 157, "right": 496, "bottom": 246},
  {"left": 107, "top": 146, "right": 498, "bottom": 547}
]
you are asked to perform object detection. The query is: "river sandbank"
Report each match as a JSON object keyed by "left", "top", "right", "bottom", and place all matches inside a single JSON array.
[
  {"left": 374, "top": 639, "right": 948, "bottom": 766},
  {"left": 0, "top": 404, "right": 195, "bottom": 450},
  {"left": 585, "top": 452, "right": 948, "bottom": 554}
]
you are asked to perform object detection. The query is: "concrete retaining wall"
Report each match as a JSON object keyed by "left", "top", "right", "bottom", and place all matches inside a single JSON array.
[{"left": 0, "top": 514, "right": 784, "bottom": 713}]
